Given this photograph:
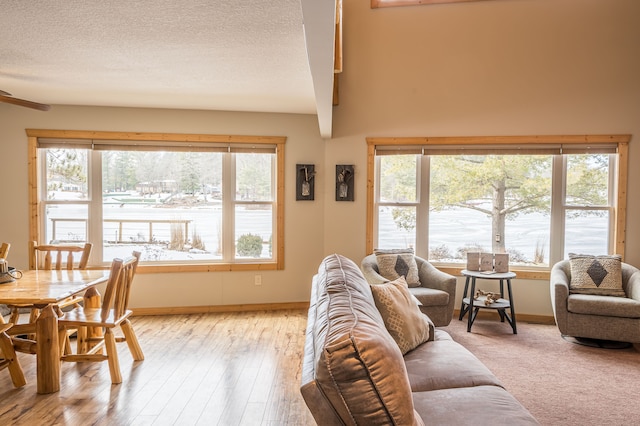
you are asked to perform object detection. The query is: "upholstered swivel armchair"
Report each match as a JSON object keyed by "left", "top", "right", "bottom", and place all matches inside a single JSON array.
[
  {"left": 550, "top": 259, "right": 640, "bottom": 345},
  {"left": 361, "top": 254, "right": 456, "bottom": 326}
]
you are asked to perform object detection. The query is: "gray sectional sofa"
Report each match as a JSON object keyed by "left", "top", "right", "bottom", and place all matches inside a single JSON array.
[{"left": 301, "top": 253, "right": 538, "bottom": 425}]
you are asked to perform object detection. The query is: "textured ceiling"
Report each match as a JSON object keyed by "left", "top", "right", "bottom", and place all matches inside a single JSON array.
[{"left": 0, "top": 0, "right": 335, "bottom": 134}]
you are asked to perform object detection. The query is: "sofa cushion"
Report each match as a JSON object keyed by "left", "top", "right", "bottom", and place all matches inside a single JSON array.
[
  {"left": 375, "top": 248, "right": 420, "bottom": 287},
  {"left": 569, "top": 253, "right": 625, "bottom": 297},
  {"left": 433, "top": 329, "right": 454, "bottom": 341},
  {"left": 412, "top": 385, "right": 539, "bottom": 425},
  {"left": 567, "top": 294, "right": 640, "bottom": 318},
  {"left": 404, "top": 339, "right": 503, "bottom": 392},
  {"left": 370, "top": 276, "right": 432, "bottom": 354},
  {"left": 311, "top": 254, "right": 425, "bottom": 426},
  {"left": 409, "top": 286, "right": 450, "bottom": 307}
]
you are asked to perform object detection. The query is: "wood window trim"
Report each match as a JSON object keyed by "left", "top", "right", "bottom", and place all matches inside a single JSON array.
[
  {"left": 26, "top": 129, "right": 287, "bottom": 273},
  {"left": 365, "top": 134, "right": 631, "bottom": 280},
  {"left": 372, "top": 0, "right": 495, "bottom": 9}
]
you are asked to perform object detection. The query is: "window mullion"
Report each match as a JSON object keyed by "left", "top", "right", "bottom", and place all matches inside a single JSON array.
[
  {"left": 270, "top": 154, "right": 277, "bottom": 260},
  {"left": 549, "top": 155, "right": 566, "bottom": 264},
  {"left": 89, "top": 150, "right": 103, "bottom": 265},
  {"left": 373, "top": 156, "right": 381, "bottom": 249},
  {"left": 223, "top": 152, "right": 235, "bottom": 262},
  {"left": 415, "top": 155, "right": 429, "bottom": 259},
  {"left": 608, "top": 154, "right": 617, "bottom": 254},
  {"left": 37, "top": 151, "right": 47, "bottom": 247}
]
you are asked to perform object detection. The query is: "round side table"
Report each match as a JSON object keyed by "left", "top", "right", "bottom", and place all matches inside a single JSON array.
[{"left": 458, "top": 269, "right": 517, "bottom": 334}]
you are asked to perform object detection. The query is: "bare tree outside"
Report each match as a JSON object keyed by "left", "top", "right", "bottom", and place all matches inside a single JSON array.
[{"left": 380, "top": 153, "right": 611, "bottom": 265}]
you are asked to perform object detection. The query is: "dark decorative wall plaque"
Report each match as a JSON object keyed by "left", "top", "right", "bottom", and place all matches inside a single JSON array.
[
  {"left": 296, "top": 164, "right": 315, "bottom": 200},
  {"left": 335, "top": 164, "right": 354, "bottom": 201}
]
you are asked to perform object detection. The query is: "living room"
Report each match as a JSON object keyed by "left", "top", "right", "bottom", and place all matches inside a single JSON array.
[{"left": 1, "top": 0, "right": 639, "bottom": 424}]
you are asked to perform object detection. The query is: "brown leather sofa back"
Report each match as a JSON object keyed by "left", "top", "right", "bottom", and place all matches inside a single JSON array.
[{"left": 300, "top": 253, "right": 424, "bottom": 426}]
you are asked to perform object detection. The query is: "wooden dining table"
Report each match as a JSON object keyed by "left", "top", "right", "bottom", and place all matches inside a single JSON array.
[{"left": 0, "top": 269, "right": 109, "bottom": 394}]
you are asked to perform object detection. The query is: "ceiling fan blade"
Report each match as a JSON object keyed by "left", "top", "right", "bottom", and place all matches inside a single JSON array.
[{"left": 0, "top": 93, "right": 51, "bottom": 111}]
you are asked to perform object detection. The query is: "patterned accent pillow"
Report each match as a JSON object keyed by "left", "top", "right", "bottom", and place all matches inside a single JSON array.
[
  {"left": 374, "top": 248, "right": 420, "bottom": 287},
  {"left": 568, "top": 253, "right": 625, "bottom": 297},
  {"left": 370, "top": 276, "right": 431, "bottom": 354}
]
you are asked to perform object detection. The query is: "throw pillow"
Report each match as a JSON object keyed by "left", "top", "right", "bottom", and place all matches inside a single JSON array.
[
  {"left": 568, "top": 253, "right": 625, "bottom": 297},
  {"left": 374, "top": 248, "right": 420, "bottom": 287},
  {"left": 370, "top": 277, "right": 431, "bottom": 354}
]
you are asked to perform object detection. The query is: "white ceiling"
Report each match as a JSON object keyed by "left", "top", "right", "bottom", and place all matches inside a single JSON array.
[{"left": 0, "top": 0, "right": 336, "bottom": 136}]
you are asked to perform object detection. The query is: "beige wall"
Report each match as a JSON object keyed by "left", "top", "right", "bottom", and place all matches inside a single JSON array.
[
  {"left": 0, "top": 106, "right": 327, "bottom": 309},
  {"left": 1, "top": 0, "right": 638, "bottom": 316},
  {"left": 328, "top": 0, "right": 640, "bottom": 316}
]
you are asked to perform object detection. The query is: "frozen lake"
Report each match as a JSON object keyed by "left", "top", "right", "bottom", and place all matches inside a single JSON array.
[
  {"left": 377, "top": 206, "right": 609, "bottom": 265},
  {"left": 46, "top": 202, "right": 609, "bottom": 264},
  {"left": 46, "top": 202, "right": 272, "bottom": 261}
]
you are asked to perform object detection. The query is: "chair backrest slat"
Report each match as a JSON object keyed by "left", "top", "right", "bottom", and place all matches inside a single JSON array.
[
  {"left": 30, "top": 241, "right": 92, "bottom": 270},
  {"left": 100, "top": 259, "right": 123, "bottom": 323},
  {"left": 101, "top": 251, "right": 140, "bottom": 323},
  {"left": 0, "top": 242, "right": 10, "bottom": 259},
  {"left": 121, "top": 251, "right": 141, "bottom": 314}
]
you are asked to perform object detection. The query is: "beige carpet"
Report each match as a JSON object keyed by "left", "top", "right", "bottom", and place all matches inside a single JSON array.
[{"left": 441, "top": 316, "right": 640, "bottom": 426}]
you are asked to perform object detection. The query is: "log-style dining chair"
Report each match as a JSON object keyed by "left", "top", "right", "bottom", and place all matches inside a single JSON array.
[
  {"left": 58, "top": 252, "right": 143, "bottom": 384},
  {"left": 29, "top": 240, "right": 93, "bottom": 271},
  {"left": 9, "top": 241, "right": 93, "bottom": 326},
  {"left": 7, "top": 241, "right": 93, "bottom": 353},
  {"left": 0, "top": 323, "right": 27, "bottom": 388}
]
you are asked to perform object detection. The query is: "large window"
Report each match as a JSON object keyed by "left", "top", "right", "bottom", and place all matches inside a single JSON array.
[
  {"left": 367, "top": 135, "right": 629, "bottom": 277},
  {"left": 28, "top": 130, "right": 285, "bottom": 271}
]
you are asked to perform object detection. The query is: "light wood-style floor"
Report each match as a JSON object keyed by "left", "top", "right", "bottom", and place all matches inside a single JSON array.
[{"left": 0, "top": 310, "right": 315, "bottom": 426}]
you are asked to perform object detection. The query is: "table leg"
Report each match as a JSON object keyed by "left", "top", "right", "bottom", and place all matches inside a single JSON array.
[
  {"left": 82, "top": 287, "right": 103, "bottom": 353},
  {"left": 497, "top": 279, "right": 506, "bottom": 323},
  {"left": 458, "top": 276, "right": 471, "bottom": 320},
  {"left": 36, "top": 305, "right": 60, "bottom": 394},
  {"left": 507, "top": 279, "right": 517, "bottom": 334},
  {"left": 467, "top": 277, "right": 477, "bottom": 332}
]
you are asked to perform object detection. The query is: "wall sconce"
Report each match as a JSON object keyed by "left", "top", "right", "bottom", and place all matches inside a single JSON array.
[
  {"left": 335, "top": 164, "right": 354, "bottom": 201},
  {"left": 296, "top": 164, "right": 315, "bottom": 200}
]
